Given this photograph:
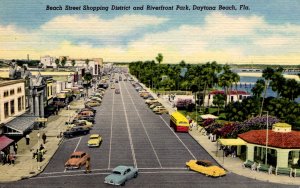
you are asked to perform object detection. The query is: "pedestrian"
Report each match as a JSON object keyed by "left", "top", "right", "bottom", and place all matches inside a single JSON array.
[
  {"left": 85, "top": 157, "right": 91, "bottom": 173},
  {"left": 13, "top": 143, "right": 18, "bottom": 154},
  {"left": 42, "top": 133, "right": 47, "bottom": 144},
  {"left": 67, "top": 104, "right": 70, "bottom": 110},
  {"left": 25, "top": 134, "right": 30, "bottom": 145},
  {"left": 0, "top": 151, "right": 5, "bottom": 165}
]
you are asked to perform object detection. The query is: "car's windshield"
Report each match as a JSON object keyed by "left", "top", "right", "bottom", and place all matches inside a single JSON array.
[
  {"left": 71, "top": 155, "right": 80, "bottom": 159},
  {"left": 112, "top": 171, "right": 121, "bottom": 175}
]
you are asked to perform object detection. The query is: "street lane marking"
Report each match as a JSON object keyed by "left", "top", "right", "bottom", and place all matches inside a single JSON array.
[
  {"left": 159, "top": 116, "right": 197, "bottom": 160},
  {"left": 74, "top": 137, "right": 82, "bottom": 152},
  {"left": 123, "top": 81, "right": 162, "bottom": 168},
  {"left": 120, "top": 81, "right": 137, "bottom": 168},
  {"left": 35, "top": 171, "right": 195, "bottom": 179},
  {"left": 64, "top": 137, "right": 82, "bottom": 172},
  {"left": 42, "top": 167, "right": 187, "bottom": 175},
  {"left": 108, "top": 90, "right": 115, "bottom": 169}
]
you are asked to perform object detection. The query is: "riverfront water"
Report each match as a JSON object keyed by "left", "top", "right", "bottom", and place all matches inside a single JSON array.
[{"left": 237, "top": 74, "right": 300, "bottom": 103}]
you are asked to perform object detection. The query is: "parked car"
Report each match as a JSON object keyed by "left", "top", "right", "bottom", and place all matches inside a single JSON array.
[
  {"left": 66, "top": 123, "right": 92, "bottom": 131},
  {"left": 154, "top": 108, "right": 169, "bottom": 114},
  {"left": 63, "top": 127, "right": 90, "bottom": 138},
  {"left": 65, "top": 151, "right": 90, "bottom": 170},
  {"left": 87, "top": 134, "right": 102, "bottom": 147},
  {"left": 146, "top": 99, "right": 159, "bottom": 105},
  {"left": 73, "top": 119, "right": 93, "bottom": 126},
  {"left": 149, "top": 102, "right": 162, "bottom": 109},
  {"left": 85, "top": 100, "right": 101, "bottom": 107},
  {"left": 80, "top": 107, "right": 96, "bottom": 113},
  {"left": 78, "top": 110, "right": 94, "bottom": 117},
  {"left": 152, "top": 106, "right": 166, "bottom": 112},
  {"left": 77, "top": 116, "right": 95, "bottom": 124},
  {"left": 115, "top": 89, "right": 120, "bottom": 94},
  {"left": 186, "top": 160, "right": 226, "bottom": 177},
  {"left": 89, "top": 97, "right": 102, "bottom": 103},
  {"left": 104, "top": 165, "right": 138, "bottom": 186},
  {"left": 111, "top": 84, "right": 115, "bottom": 89},
  {"left": 115, "top": 80, "right": 119, "bottom": 83}
]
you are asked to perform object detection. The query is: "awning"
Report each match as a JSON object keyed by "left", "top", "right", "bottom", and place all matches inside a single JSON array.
[
  {"left": 218, "top": 138, "right": 247, "bottom": 146},
  {"left": 35, "top": 118, "right": 48, "bottom": 122},
  {"left": 200, "top": 114, "right": 218, "bottom": 119},
  {"left": 0, "top": 135, "right": 14, "bottom": 151},
  {"left": 4, "top": 113, "right": 36, "bottom": 136}
]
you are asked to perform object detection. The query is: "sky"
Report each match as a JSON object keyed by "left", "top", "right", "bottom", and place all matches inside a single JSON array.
[{"left": 0, "top": 0, "right": 300, "bottom": 65}]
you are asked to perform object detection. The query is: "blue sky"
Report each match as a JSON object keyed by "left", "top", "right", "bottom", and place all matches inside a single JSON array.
[{"left": 0, "top": 0, "right": 300, "bottom": 64}]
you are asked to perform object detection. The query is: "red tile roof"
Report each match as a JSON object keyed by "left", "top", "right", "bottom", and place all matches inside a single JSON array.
[
  {"left": 209, "top": 90, "right": 249, "bottom": 95},
  {"left": 238, "top": 130, "right": 300, "bottom": 149}
]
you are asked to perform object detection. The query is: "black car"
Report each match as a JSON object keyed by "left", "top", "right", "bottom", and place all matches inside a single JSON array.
[
  {"left": 63, "top": 127, "right": 90, "bottom": 138},
  {"left": 78, "top": 116, "right": 95, "bottom": 124}
]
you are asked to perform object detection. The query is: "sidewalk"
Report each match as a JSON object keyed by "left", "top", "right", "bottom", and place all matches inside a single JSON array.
[
  {"left": 132, "top": 76, "right": 300, "bottom": 186},
  {"left": 0, "top": 99, "right": 85, "bottom": 182}
]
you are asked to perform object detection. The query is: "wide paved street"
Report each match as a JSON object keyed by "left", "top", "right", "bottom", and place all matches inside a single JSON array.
[{"left": 1, "top": 77, "right": 296, "bottom": 187}]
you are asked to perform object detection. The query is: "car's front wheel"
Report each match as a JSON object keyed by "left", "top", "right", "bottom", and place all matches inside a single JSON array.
[
  {"left": 187, "top": 166, "right": 191, "bottom": 171},
  {"left": 121, "top": 181, "right": 125, "bottom": 186},
  {"left": 134, "top": 172, "right": 138, "bottom": 178}
]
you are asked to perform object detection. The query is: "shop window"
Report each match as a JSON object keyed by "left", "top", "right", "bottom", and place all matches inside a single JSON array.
[
  {"left": 4, "top": 102, "right": 9, "bottom": 118},
  {"left": 10, "top": 89, "right": 15, "bottom": 95},
  {"left": 239, "top": 95, "right": 242, "bottom": 100},
  {"left": 10, "top": 100, "right": 15, "bottom": 115}
]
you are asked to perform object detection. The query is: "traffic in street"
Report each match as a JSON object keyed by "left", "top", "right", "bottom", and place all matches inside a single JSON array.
[{"left": 1, "top": 73, "right": 295, "bottom": 188}]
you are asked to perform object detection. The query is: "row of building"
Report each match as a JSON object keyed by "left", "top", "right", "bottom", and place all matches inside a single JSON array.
[{"left": 0, "top": 57, "right": 110, "bottom": 147}]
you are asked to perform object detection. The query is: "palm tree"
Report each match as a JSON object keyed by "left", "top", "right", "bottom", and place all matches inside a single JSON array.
[
  {"left": 55, "top": 59, "right": 60, "bottom": 70},
  {"left": 259, "top": 67, "right": 275, "bottom": 116},
  {"left": 61, "top": 56, "right": 67, "bottom": 67},
  {"left": 83, "top": 72, "right": 93, "bottom": 98},
  {"left": 71, "top": 59, "right": 76, "bottom": 67},
  {"left": 213, "top": 94, "right": 225, "bottom": 115},
  {"left": 251, "top": 79, "right": 265, "bottom": 98},
  {"left": 155, "top": 53, "right": 163, "bottom": 64}
]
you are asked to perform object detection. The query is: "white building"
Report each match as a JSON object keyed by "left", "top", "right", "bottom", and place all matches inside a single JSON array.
[{"left": 204, "top": 90, "right": 251, "bottom": 107}]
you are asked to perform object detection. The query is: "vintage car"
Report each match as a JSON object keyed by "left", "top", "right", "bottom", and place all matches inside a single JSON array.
[
  {"left": 149, "top": 102, "right": 162, "bottom": 109},
  {"left": 65, "top": 151, "right": 90, "bottom": 170},
  {"left": 87, "top": 134, "right": 102, "bottom": 147},
  {"left": 63, "top": 127, "right": 90, "bottom": 138},
  {"left": 79, "top": 110, "right": 94, "bottom": 117},
  {"left": 73, "top": 119, "right": 93, "bottom": 126},
  {"left": 104, "top": 165, "right": 138, "bottom": 186},
  {"left": 186, "top": 160, "right": 226, "bottom": 177},
  {"left": 80, "top": 107, "right": 96, "bottom": 113},
  {"left": 76, "top": 116, "right": 95, "bottom": 124},
  {"left": 89, "top": 97, "right": 102, "bottom": 103},
  {"left": 145, "top": 99, "right": 158, "bottom": 105},
  {"left": 154, "top": 108, "right": 169, "bottom": 114},
  {"left": 85, "top": 100, "right": 101, "bottom": 107},
  {"left": 115, "top": 89, "right": 120, "bottom": 94},
  {"left": 111, "top": 84, "right": 115, "bottom": 89},
  {"left": 152, "top": 106, "right": 166, "bottom": 112}
]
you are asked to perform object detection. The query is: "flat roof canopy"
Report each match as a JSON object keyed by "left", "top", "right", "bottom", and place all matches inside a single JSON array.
[
  {"left": 218, "top": 138, "right": 246, "bottom": 146},
  {"left": 200, "top": 114, "right": 218, "bottom": 119}
]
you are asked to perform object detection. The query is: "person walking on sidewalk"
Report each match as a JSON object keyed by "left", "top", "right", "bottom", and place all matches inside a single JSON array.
[
  {"left": 42, "top": 133, "right": 47, "bottom": 144},
  {"left": 25, "top": 134, "right": 30, "bottom": 145},
  {"left": 84, "top": 157, "right": 91, "bottom": 173},
  {"left": 13, "top": 142, "right": 18, "bottom": 154}
]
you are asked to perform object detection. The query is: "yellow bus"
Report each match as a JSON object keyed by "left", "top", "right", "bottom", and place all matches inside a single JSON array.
[{"left": 170, "top": 111, "right": 189, "bottom": 132}]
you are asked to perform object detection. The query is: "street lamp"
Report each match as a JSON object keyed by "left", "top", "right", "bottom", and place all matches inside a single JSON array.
[{"left": 264, "top": 111, "right": 269, "bottom": 165}]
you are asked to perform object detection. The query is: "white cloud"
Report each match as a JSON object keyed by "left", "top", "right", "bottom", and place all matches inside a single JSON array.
[
  {"left": 40, "top": 14, "right": 168, "bottom": 37},
  {"left": 1, "top": 12, "right": 300, "bottom": 65}
]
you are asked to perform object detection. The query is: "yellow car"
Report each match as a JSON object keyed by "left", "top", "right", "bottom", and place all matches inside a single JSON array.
[
  {"left": 87, "top": 134, "right": 102, "bottom": 147},
  {"left": 186, "top": 160, "right": 226, "bottom": 177}
]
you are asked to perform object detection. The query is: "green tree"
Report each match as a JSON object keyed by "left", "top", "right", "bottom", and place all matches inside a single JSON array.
[
  {"left": 155, "top": 53, "right": 163, "bottom": 64},
  {"left": 83, "top": 72, "right": 93, "bottom": 97},
  {"left": 71, "top": 59, "right": 76, "bottom": 67},
  {"left": 61, "top": 56, "right": 67, "bottom": 67},
  {"left": 251, "top": 79, "right": 265, "bottom": 98},
  {"left": 260, "top": 67, "right": 275, "bottom": 116},
  {"left": 55, "top": 58, "right": 60, "bottom": 70},
  {"left": 213, "top": 94, "right": 225, "bottom": 115}
]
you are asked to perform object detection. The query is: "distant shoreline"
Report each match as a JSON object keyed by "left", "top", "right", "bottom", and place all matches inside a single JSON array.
[{"left": 238, "top": 72, "right": 300, "bottom": 81}]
